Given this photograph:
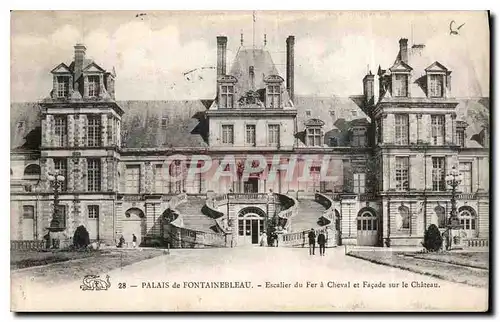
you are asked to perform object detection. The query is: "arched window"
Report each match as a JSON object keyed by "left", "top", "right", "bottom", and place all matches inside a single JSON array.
[
  {"left": 397, "top": 206, "right": 410, "bottom": 230},
  {"left": 24, "top": 164, "right": 41, "bottom": 176},
  {"left": 357, "top": 210, "right": 377, "bottom": 231},
  {"left": 434, "top": 206, "right": 446, "bottom": 228},
  {"left": 458, "top": 206, "right": 477, "bottom": 233},
  {"left": 125, "top": 208, "right": 145, "bottom": 219}
]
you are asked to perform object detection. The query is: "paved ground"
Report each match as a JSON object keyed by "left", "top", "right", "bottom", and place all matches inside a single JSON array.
[{"left": 11, "top": 246, "right": 488, "bottom": 312}]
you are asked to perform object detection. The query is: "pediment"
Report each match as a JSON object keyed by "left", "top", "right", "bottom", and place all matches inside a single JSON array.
[
  {"left": 264, "top": 74, "right": 284, "bottom": 83},
  {"left": 304, "top": 118, "right": 325, "bottom": 127},
  {"left": 217, "top": 75, "right": 238, "bottom": 83},
  {"left": 389, "top": 61, "right": 413, "bottom": 72},
  {"left": 82, "top": 62, "right": 105, "bottom": 73},
  {"left": 425, "top": 61, "right": 448, "bottom": 72},
  {"left": 50, "top": 63, "right": 71, "bottom": 74}
]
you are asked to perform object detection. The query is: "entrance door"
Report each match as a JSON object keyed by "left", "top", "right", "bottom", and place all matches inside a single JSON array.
[
  {"left": 123, "top": 208, "right": 146, "bottom": 247},
  {"left": 244, "top": 178, "right": 259, "bottom": 193},
  {"left": 237, "top": 214, "right": 264, "bottom": 246},
  {"left": 357, "top": 210, "right": 379, "bottom": 246}
]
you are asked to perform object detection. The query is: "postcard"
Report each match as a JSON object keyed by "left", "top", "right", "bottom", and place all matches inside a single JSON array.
[{"left": 10, "top": 10, "right": 490, "bottom": 312}]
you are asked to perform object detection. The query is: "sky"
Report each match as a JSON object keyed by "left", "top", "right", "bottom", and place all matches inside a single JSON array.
[{"left": 10, "top": 10, "right": 490, "bottom": 102}]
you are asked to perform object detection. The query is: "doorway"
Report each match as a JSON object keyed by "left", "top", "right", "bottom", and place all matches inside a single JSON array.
[
  {"left": 237, "top": 207, "right": 267, "bottom": 246},
  {"left": 244, "top": 178, "right": 259, "bottom": 193}
]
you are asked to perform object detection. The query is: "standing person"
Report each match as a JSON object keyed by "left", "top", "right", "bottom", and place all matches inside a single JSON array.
[
  {"left": 308, "top": 228, "right": 316, "bottom": 255},
  {"left": 317, "top": 230, "right": 326, "bottom": 256},
  {"left": 132, "top": 234, "right": 137, "bottom": 248}
]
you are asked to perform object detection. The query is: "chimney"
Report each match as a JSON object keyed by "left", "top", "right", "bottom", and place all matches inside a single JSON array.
[
  {"left": 399, "top": 38, "right": 408, "bottom": 64},
  {"left": 74, "top": 44, "right": 86, "bottom": 80},
  {"left": 216, "top": 36, "right": 227, "bottom": 76},
  {"left": 363, "top": 71, "right": 375, "bottom": 105},
  {"left": 286, "top": 36, "right": 295, "bottom": 103}
]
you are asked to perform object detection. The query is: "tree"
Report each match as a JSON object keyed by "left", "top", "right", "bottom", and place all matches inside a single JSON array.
[
  {"left": 73, "top": 225, "right": 90, "bottom": 249},
  {"left": 422, "top": 224, "right": 443, "bottom": 252}
]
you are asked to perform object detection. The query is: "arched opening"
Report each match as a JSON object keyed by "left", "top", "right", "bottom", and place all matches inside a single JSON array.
[
  {"left": 24, "top": 164, "right": 40, "bottom": 176},
  {"left": 397, "top": 206, "right": 410, "bottom": 230},
  {"left": 458, "top": 206, "right": 478, "bottom": 238},
  {"left": 237, "top": 207, "right": 266, "bottom": 246},
  {"left": 356, "top": 207, "right": 379, "bottom": 246},
  {"left": 433, "top": 206, "right": 446, "bottom": 229},
  {"left": 122, "top": 208, "right": 146, "bottom": 247}
]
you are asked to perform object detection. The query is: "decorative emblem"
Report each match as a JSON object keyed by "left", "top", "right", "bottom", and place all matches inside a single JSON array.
[
  {"left": 80, "top": 274, "right": 111, "bottom": 291},
  {"left": 238, "top": 90, "right": 261, "bottom": 106}
]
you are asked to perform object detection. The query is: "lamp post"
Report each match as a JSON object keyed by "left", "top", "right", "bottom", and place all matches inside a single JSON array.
[
  {"left": 445, "top": 166, "right": 463, "bottom": 250},
  {"left": 47, "top": 171, "right": 66, "bottom": 248}
]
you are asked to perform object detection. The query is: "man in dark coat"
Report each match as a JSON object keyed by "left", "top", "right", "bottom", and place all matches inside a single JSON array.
[
  {"left": 317, "top": 230, "right": 327, "bottom": 256},
  {"left": 307, "top": 228, "right": 316, "bottom": 255}
]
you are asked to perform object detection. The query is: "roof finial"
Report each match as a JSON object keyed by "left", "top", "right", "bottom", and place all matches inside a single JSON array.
[
  {"left": 264, "top": 34, "right": 267, "bottom": 47},
  {"left": 240, "top": 32, "right": 244, "bottom": 46}
]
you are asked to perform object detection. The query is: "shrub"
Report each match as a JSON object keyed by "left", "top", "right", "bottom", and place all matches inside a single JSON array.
[
  {"left": 73, "top": 225, "right": 90, "bottom": 249},
  {"left": 422, "top": 224, "right": 443, "bottom": 252}
]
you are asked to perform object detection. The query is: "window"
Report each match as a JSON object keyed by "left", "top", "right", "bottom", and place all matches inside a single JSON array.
[
  {"left": 352, "top": 127, "right": 366, "bottom": 147},
  {"left": 395, "top": 157, "right": 409, "bottom": 191},
  {"left": 161, "top": 116, "right": 168, "bottom": 128},
  {"left": 153, "top": 164, "right": 163, "bottom": 193},
  {"left": 54, "top": 116, "right": 68, "bottom": 147},
  {"left": 246, "top": 125, "right": 256, "bottom": 146},
  {"left": 457, "top": 129, "right": 465, "bottom": 147},
  {"left": 88, "top": 205, "right": 99, "bottom": 219},
  {"left": 222, "top": 125, "right": 234, "bottom": 144},
  {"left": 459, "top": 162, "right": 472, "bottom": 193},
  {"left": 268, "top": 124, "right": 280, "bottom": 145},
  {"left": 220, "top": 85, "right": 234, "bottom": 108},
  {"left": 329, "top": 137, "right": 338, "bottom": 147},
  {"left": 434, "top": 206, "right": 446, "bottom": 228},
  {"left": 398, "top": 206, "right": 410, "bottom": 230},
  {"left": 87, "top": 159, "right": 101, "bottom": 192},
  {"left": 53, "top": 158, "right": 67, "bottom": 191},
  {"left": 57, "top": 76, "right": 69, "bottom": 98},
  {"left": 357, "top": 211, "right": 377, "bottom": 231},
  {"left": 87, "top": 116, "right": 101, "bottom": 147},
  {"left": 88, "top": 76, "right": 99, "bottom": 97},
  {"left": 107, "top": 117, "right": 114, "bottom": 146},
  {"left": 429, "top": 74, "right": 444, "bottom": 97},
  {"left": 126, "top": 165, "right": 140, "bottom": 193},
  {"left": 432, "top": 157, "right": 446, "bottom": 191},
  {"left": 459, "top": 207, "right": 476, "bottom": 233},
  {"left": 267, "top": 85, "right": 281, "bottom": 108},
  {"left": 23, "top": 205, "right": 35, "bottom": 219},
  {"left": 351, "top": 110, "right": 358, "bottom": 117},
  {"left": 394, "top": 74, "right": 408, "bottom": 97},
  {"left": 431, "top": 115, "right": 445, "bottom": 145},
  {"left": 353, "top": 173, "right": 366, "bottom": 194},
  {"left": 395, "top": 114, "right": 409, "bottom": 145},
  {"left": 307, "top": 127, "right": 322, "bottom": 146}
]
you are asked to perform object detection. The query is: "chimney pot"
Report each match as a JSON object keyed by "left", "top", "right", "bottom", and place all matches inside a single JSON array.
[
  {"left": 399, "top": 38, "right": 408, "bottom": 64},
  {"left": 216, "top": 36, "right": 228, "bottom": 77}
]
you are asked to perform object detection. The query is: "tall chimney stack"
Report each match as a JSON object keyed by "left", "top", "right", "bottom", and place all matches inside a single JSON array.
[
  {"left": 363, "top": 71, "right": 375, "bottom": 105},
  {"left": 74, "top": 44, "right": 86, "bottom": 80},
  {"left": 399, "top": 38, "right": 408, "bottom": 64},
  {"left": 216, "top": 36, "right": 228, "bottom": 76},
  {"left": 286, "top": 36, "right": 295, "bottom": 103}
]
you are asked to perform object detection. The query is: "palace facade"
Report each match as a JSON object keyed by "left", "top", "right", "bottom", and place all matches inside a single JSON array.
[{"left": 10, "top": 35, "right": 489, "bottom": 248}]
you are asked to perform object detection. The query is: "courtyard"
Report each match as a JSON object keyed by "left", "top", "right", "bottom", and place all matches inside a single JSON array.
[{"left": 11, "top": 246, "right": 488, "bottom": 311}]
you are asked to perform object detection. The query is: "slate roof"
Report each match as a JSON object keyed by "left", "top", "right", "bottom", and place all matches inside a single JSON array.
[{"left": 10, "top": 96, "right": 488, "bottom": 151}]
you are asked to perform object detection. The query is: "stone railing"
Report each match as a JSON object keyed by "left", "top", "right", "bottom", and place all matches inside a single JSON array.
[
  {"left": 11, "top": 240, "right": 45, "bottom": 251},
  {"left": 203, "top": 193, "right": 229, "bottom": 233},
  {"left": 315, "top": 192, "right": 335, "bottom": 225},
  {"left": 464, "top": 238, "right": 489, "bottom": 248},
  {"left": 275, "top": 193, "right": 298, "bottom": 230},
  {"left": 166, "top": 192, "right": 228, "bottom": 248},
  {"left": 279, "top": 192, "right": 338, "bottom": 247},
  {"left": 228, "top": 193, "right": 273, "bottom": 203}
]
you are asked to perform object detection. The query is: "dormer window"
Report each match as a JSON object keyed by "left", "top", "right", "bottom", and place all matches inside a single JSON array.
[
  {"left": 88, "top": 75, "right": 100, "bottom": 97},
  {"left": 429, "top": 74, "right": 444, "bottom": 97},
  {"left": 267, "top": 85, "right": 281, "bottom": 108},
  {"left": 352, "top": 127, "right": 367, "bottom": 147},
  {"left": 57, "top": 76, "right": 69, "bottom": 98},
  {"left": 304, "top": 119, "right": 325, "bottom": 147},
  {"left": 220, "top": 85, "right": 234, "bottom": 108},
  {"left": 393, "top": 73, "right": 408, "bottom": 97}
]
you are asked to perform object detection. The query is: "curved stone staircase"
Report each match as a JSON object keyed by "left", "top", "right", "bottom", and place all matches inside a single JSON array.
[
  {"left": 290, "top": 199, "right": 328, "bottom": 232},
  {"left": 175, "top": 196, "right": 219, "bottom": 233}
]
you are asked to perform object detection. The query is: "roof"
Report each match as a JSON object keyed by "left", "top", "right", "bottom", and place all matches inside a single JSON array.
[{"left": 10, "top": 96, "right": 489, "bottom": 151}]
